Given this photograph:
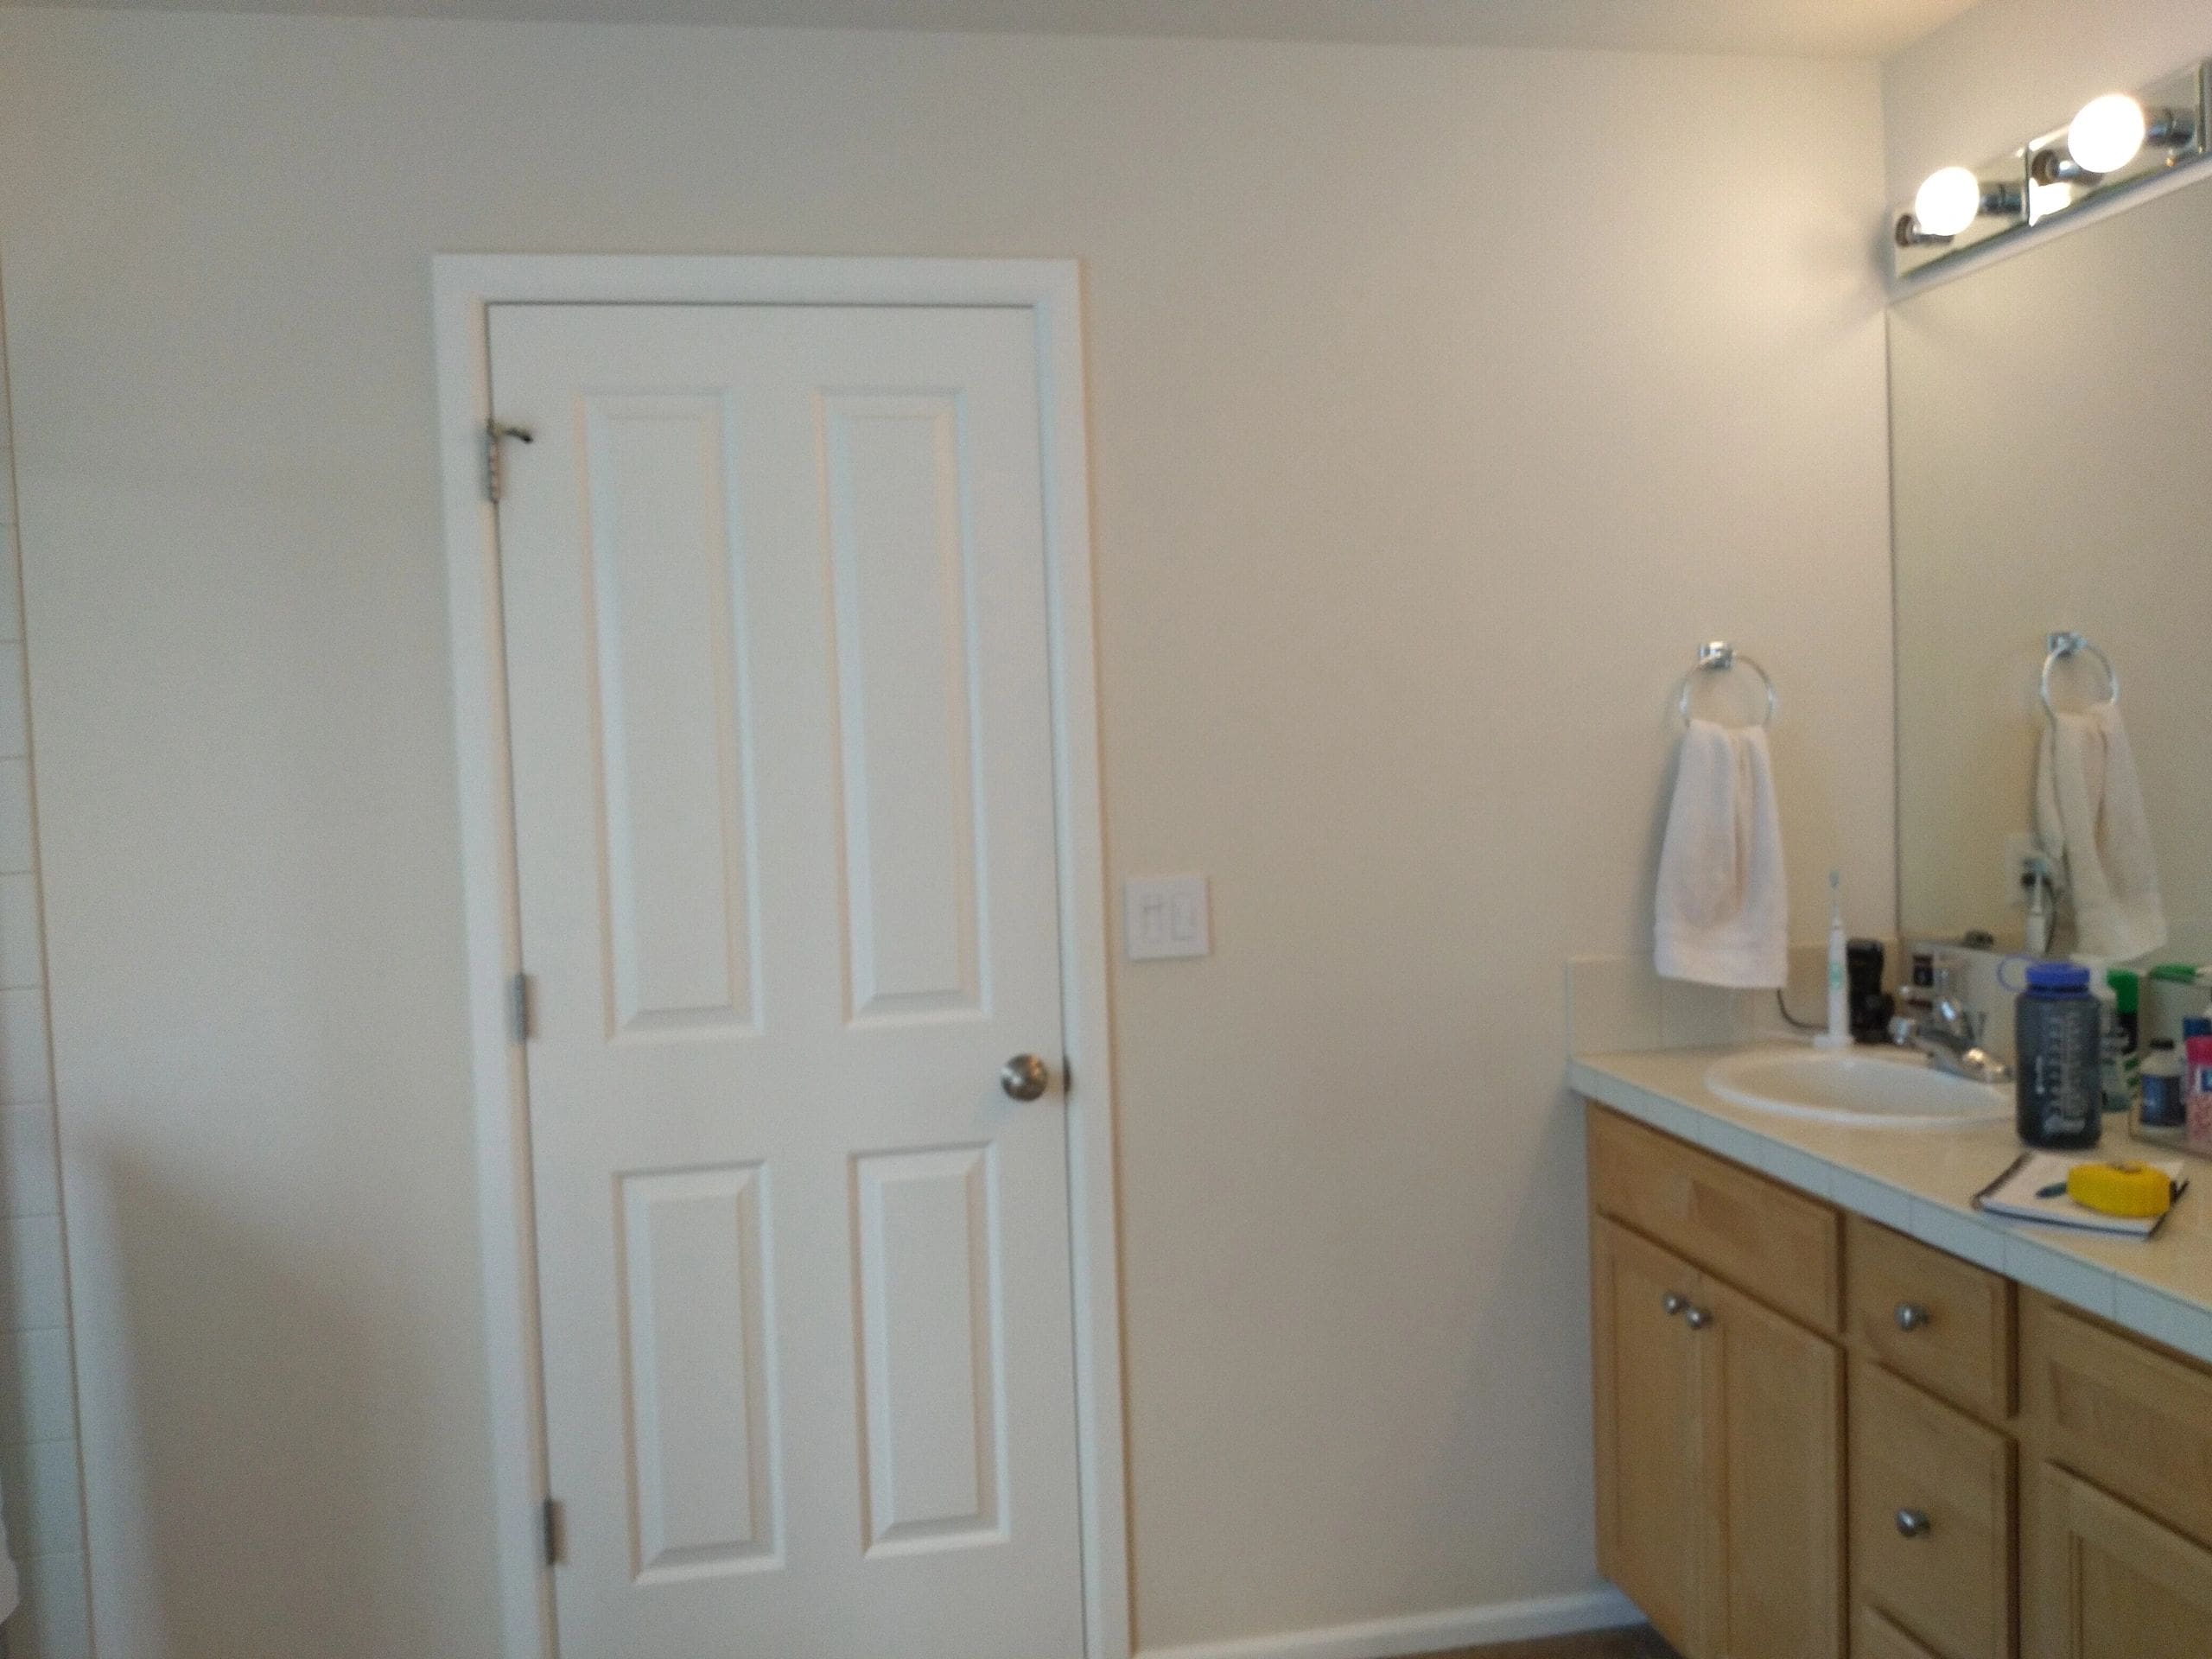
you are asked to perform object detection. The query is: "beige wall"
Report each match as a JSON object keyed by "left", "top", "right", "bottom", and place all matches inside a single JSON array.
[
  {"left": 0, "top": 14, "right": 1893, "bottom": 1656},
  {"left": 1882, "top": 0, "right": 2212, "bottom": 200}
]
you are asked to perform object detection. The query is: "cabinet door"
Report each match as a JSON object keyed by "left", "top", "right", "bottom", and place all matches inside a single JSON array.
[
  {"left": 1592, "top": 1217, "right": 1709, "bottom": 1655},
  {"left": 1704, "top": 1277, "right": 1846, "bottom": 1659},
  {"left": 2026, "top": 1462, "right": 2212, "bottom": 1659}
]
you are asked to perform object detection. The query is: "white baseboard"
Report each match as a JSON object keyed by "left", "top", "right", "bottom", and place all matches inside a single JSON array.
[{"left": 1135, "top": 1586, "right": 1643, "bottom": 1659}]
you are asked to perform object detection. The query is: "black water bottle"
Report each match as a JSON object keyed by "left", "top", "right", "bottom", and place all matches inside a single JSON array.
[{"left": 2015, "top": 961, "right": 2102, "bottom": 1149}]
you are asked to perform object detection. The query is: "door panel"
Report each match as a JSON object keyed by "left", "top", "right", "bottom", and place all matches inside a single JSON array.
[
  {"left": 1706, "top": 1277, "right": 1845, "bottom": 1659},
  {"left": 853, "top": 1144, "right": 1004, "bottom": 1551},
  {"left": 493, "top": 302, "right": 1083, "bottom": 1659},
  {"left": 823, "top": 392, "right": 987, "bottom": 1023},
  {"left": 2026, "top": 1462, "right": 2212, "bottom": 1659},
  {"left": 617, "top": 1163, "right": 779, "bottom": 1576},
  {"left": 1592, "top": 1218, "right": 1708, "bottom": 1655},
  {"left": 580, "top": 391, "right": 760, "bottom": 1037}
]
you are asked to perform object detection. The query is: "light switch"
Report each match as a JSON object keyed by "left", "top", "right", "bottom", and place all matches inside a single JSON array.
[{"left": 1124, "top": 875, "right": 1210, "bottom": 961}]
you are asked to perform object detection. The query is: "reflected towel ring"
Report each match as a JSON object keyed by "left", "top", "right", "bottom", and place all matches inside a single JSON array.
[
  {"left": 1676, "top": 641, "right": 1777, "bottom": 729},
  {"left": 2040, "top": 631, "right": 2120, "bottom": 720}
]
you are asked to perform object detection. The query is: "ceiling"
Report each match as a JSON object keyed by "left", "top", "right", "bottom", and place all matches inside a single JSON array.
[{"left": 11, "top": 0, "right": 1984, "bottom": 61}]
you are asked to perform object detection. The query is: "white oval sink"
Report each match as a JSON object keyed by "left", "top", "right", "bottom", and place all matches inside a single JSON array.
[{"left": 1705, "top": 1046, "right": 2011, "bottom": 1128}]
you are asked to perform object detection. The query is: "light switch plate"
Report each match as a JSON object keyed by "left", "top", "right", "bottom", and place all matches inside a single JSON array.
[{"left": 1124, "top": 875, "right": 1211, "bottom": 961}]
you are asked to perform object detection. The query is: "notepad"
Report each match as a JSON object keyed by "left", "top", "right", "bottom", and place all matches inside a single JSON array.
[{"left": 1974, "top": 1151, "right": 2191, "bottom": 1238}]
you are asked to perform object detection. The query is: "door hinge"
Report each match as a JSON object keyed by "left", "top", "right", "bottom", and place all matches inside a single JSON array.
[
  {"left": 541, "top": 1497, "right": 563, "bottom": 1568},
  {"left": 508, "top": 972, "right": 533, "bottom": 1044},
  {"left": 483, "top": 418, "right": 534, "bottom": 504}
]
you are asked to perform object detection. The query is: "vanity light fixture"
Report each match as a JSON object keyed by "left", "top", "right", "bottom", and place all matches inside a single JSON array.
[
  {"left": 1894, "top": 57, "right": 2212, "bottom": 276},
  {"left": 2057, "top": 92, "right": 2195, "bottom": 178},
  {"left": 1897, "top": 165, "right": 2024, "bottom": 245}
]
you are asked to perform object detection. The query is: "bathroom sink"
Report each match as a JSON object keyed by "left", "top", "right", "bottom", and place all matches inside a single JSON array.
[{"left": 1704, "top": 1046, "right": 2011, "bottom": 1128}]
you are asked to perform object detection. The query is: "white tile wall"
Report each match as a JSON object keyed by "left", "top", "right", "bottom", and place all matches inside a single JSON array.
[{"left": 0, "top": 276, "right": 89, "bottom": 1658}]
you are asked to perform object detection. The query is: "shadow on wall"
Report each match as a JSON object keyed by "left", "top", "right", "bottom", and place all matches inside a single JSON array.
[{"left": 97, "top": 1137, "right": 465, "bottom": 1659}]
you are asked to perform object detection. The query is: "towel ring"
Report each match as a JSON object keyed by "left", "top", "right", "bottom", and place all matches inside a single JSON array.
[
  {"left": 2040, "top": 631, "right": 2119, "bottom": 720},
  {"left": 1676, "top": 641, "right": 1777, "bottom": 729}
]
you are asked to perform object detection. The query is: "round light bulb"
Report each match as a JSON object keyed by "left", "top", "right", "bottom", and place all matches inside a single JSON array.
[
  {"left": 1912, "top": 166, "right": 1984, "bottom": 238},
  {"left": 2068, "top": 93, "right": 2147, "bottom": 174}
]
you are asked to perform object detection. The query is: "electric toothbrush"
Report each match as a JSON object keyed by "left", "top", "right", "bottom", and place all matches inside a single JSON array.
[{"left": 1814, "top": 869, "right": 1853, "bottom": 1050}]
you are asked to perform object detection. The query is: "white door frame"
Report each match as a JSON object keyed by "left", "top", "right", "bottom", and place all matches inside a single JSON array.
[{"left": 429, "top": 255, "right": 1128, "bottom": 1659}]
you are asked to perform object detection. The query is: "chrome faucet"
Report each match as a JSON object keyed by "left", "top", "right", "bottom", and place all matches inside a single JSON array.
[{"left": 1889, "top": 995, "right": 2012, "bottom": 1085}]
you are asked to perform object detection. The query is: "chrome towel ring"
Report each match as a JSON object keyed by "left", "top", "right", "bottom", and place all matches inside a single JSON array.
[
  {"left": 1677, "top": 640, "right": 1777, "bottom": 729},
  {"left": 2041, "top": 631, "right": 2120, "bottom": 720}
]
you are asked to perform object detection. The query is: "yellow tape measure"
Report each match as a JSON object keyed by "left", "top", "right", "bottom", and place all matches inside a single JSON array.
[{"left": 2066, "top": 1161, "right": 2175, "bottom": 1220}]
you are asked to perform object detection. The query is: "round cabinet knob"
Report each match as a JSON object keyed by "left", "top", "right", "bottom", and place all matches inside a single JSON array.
[
  {"left": 1894, "top": 1302, "right": 1932, "bottom": 1333},
  {"left": 1662, "top": 1293, "right": 1688, "bottom": 1316},
  {"left": 1000, "top": 1054, "right": 1052, "bottom": 1102},
  {"left": 1895, "top": 1509, "right": 1932, "bottom": 1540},
  {"left": 1683, "top": 1306, "right": 1713, "bottom": 1332}
]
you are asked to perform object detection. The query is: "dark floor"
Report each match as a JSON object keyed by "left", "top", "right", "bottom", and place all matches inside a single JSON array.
[{"left": 1417, "top": 1625, "right": 1680, "bottom": 1659}]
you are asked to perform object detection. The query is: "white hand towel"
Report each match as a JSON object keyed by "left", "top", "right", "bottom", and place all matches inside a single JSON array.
[
  {"left": 2036, "top": 702, "right": 2164, "bottom": 961},
  {"left": 1655, "top": 719, "right": 1789, "bottom": 989}
]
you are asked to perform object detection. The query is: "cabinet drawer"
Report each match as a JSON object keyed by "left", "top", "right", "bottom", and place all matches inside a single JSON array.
[
  {"left": 1848, "top": 1216, "right": 2013, "bottom": 1421},
  {"left": 1856, "top": 1603, "right": 1945, "bottom": 1659},
  {"left": 2023, "top": 1292, "right": 2212, "bottom": 1545},
  {"left": 1851, "top": 1362, "right": 2013, "bottom": 1659},
  {"left": 1586, "top": 1105, "right": 1840, "bottom": 1331}
]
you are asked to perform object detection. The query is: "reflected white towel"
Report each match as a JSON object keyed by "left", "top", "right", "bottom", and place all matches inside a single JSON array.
[
  {"left": 2037, "top": 702, "right": 2164, "bottom": 961},
  {"left": 1655, "top": 719, "right": 1789, "bottom": 989}
]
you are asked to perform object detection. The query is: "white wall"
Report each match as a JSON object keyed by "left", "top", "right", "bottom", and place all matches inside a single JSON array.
[
  {"left": 0, "top": 15, "right": 1894, "bottom": 1656},
  {"left": 1882, "top": 0, "right": 2212, "bottom": 200}
]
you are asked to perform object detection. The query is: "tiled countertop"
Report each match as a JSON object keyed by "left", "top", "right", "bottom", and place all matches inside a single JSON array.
[{"left": 1570, "top": 1045, "right": 2212, "bottom": 1367}]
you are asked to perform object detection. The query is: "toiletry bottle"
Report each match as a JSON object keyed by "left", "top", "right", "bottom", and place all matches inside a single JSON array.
[
  {"left": 2082, "top": 961, "right": 2129, "bottom": 1116},
  {"left": 2140, "top": 1039, "right": 2185, "bottom": 1131},
  {"left": 2189, "top": 1017, "right": 2212, "bottom": 1154},
  {"left": 2111, "top": 968, "right": 2141, "bottom": 1108},
  {"left": 2016, "top": 962, "right": 2102, "bottom": 1149},
  {"left": 1815, "top": 872, "right": 1851, "bottom": 1050}
]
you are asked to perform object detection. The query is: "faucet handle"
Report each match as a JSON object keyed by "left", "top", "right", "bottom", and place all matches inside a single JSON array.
[{"left": 1888, "top": 1014, "right": 1920, "bottom": 1048}]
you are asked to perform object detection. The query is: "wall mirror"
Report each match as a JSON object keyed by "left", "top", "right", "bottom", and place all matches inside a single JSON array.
[{"left": 1891, "top": 175, "right": 2212, "bottom": 964}]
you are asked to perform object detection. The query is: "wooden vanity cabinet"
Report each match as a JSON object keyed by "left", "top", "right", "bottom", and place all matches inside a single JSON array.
[{"left": 1586, "top": 1100, "right": 2212, "bottom": 1659}]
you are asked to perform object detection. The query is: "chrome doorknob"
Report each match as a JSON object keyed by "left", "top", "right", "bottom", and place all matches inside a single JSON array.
[
  {"left": 1001, "top": 1054, "right": 1052, "bottom": 1101},
  {"left": 1895, "top": 1302, "right": 1932, "bottom": 1332},
  {"left": 1662, "top": 1292, "right": 1688, "bottom": 1316},
  {"left": 1895, "top": 1509, "right": 1932, "bottom": 1540},
  {"left": 1682, "top": 1306, "right": 1713, "bottom": 1332}
]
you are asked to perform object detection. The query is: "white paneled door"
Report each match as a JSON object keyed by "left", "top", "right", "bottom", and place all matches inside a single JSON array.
[{"left": 491, "top": 304, "right": 1084, "bottom": 1658}]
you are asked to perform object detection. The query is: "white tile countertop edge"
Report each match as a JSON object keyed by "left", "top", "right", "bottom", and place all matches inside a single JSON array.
[{"left": 1570, "top": 1048, "right": 2212, "bottom": 1369}]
